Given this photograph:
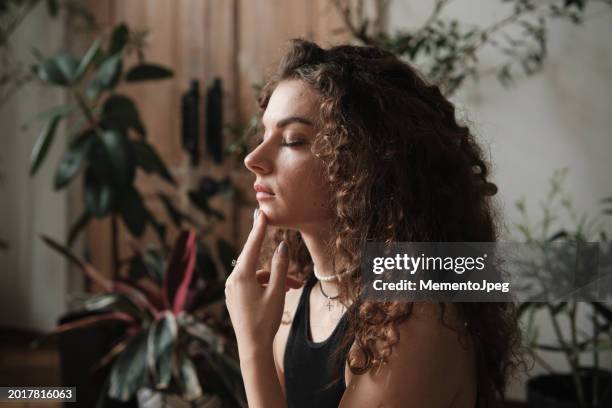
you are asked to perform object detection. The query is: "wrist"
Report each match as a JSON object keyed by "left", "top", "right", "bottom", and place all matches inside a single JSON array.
[{"left": 237, "top": 341, "right": 274, "bottom": 365}]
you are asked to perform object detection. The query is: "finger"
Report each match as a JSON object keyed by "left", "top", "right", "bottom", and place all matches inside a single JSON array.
[
  {"left": 267, "top": 241, "right": 289, "bottom": 295},
  {"left": 256, "top": 269, "right": 303, "bottom": 289},
  {"left": 235, "top": 208, "right": 268, "bottom": 275}
]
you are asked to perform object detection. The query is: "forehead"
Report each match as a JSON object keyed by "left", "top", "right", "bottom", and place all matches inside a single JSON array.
[{"left": 262, "top": 79, "right": 319, "bottom": 127}]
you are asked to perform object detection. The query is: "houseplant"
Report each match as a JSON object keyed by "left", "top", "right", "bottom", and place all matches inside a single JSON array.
[
  {"left": 514, "top": 168, "right": 612, "bottom": 408},
  {"left": 28, "top": 21, "right": 237, "bottom": 273},
  {"left": 25, "top": 18, "right": 244, "bottom": 407},
  {"left": 37, "top": 230, "right": 246, "bottom": 407}
]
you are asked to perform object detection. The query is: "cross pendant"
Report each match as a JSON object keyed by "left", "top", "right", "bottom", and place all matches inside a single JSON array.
[{"left": 326, "top": 299, "right": 334, "bottom": 311}]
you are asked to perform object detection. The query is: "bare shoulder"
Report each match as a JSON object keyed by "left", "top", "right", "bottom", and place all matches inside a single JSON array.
[{"left": 340, "top": 302, "right": 476, "bottom": 408}]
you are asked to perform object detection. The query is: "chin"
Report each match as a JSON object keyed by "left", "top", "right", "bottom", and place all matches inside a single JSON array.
[{"left": 258, "top": 207, "right": 300, "bottom": 230}]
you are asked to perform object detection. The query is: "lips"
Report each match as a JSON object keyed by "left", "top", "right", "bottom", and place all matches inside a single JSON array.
[{"left": 254, "top": 183, "right": 274, "bottom": 195}]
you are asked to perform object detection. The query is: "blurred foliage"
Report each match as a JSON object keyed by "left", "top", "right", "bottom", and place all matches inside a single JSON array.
[
  {"left": 0, "top": 0, "right": 97, "bottom": 107},
  {"left": 27, "top": 18, "right": 242, "bottom": 406},
  {"left": 514, "top": 168, "right": 612, "bottom": 407},
  {"left": 29, "top": 21, "right": 236, "bottom": 262},
  {"left": 36, "top": 231, "right": 246, "bottom": 407},
  {"left": 331, "top": 0, "right": 612, "bottom": 96}
]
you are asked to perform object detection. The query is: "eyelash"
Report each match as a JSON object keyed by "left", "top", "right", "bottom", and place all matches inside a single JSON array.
[{"left": 253, "top": 134, "right": 305, "bottom": 147}]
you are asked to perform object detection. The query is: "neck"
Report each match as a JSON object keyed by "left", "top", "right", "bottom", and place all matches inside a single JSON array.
[{"left": 299, "top": 224, "right": 340, "bottom": 287}]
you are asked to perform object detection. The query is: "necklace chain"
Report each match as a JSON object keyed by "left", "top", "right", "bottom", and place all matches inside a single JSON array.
[{"left": 318, "top": 281, "right": 339, "bottom": 300}]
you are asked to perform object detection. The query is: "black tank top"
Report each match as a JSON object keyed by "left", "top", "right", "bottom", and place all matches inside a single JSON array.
[{"left": 284, "top": 273, "right": 353, "bottom": 408}]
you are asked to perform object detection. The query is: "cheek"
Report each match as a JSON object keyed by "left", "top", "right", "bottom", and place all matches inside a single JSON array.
[{"left": 278, "top": 158, "right": 330, "bottom": 210}]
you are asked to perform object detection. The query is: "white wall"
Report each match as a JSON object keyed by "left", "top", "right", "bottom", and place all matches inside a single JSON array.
[
  {"left": 388, "top": 0, "right": 612, "bottom": 401},
  {"left": 0, "top": 2, "right": 68, "bottom": 332}
]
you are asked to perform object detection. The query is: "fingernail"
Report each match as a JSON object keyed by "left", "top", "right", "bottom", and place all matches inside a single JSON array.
[
  {"left": 278, "top": 241, "right": 288, "bottom": 257},
  {"left": 253, "top": 208, "right": 259, "bottom": 221}
]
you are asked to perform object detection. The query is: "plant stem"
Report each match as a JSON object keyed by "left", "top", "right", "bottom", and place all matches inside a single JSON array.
[
  {"left": 72, "top": 89, "right": 98, "bottom": 131},
  {"left": 548, "top": 303, "right": 585, "bottom": 408},
  {"left": 569, "top": 302, "right": 586, "bottom": 407}
]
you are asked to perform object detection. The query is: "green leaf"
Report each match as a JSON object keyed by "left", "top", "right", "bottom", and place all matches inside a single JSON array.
[
  {"left": 86, "top": 53, "right": 122, "bottom": 99},
  {"left": 30, "top": 113, "right": 64, "bottom": 176},
  {"left": 132, "top": 140, "right": 175, "bottom": 184},
  {"left": 146, "top": 312, "right": 176, "bottom": 389},
  {"left": 129, "top": 248, "right": 166, "bottom": 284},
  {"left": 84, "top": 168, "right": 114, "bottom": 217},
  {"left": 83, "top": 293, "right": 124, "bottom": 312},
  {"left": 177, "top": 354, "right": 202, "bottom": 401},
  {"left": 97, "top": 53, "right": 123, "bottom": 89},
  {"left": 101, "top": 95, "right": 146, "bottom": 137},
  {"left": 54, "top": 130, "right": 95, "bottom": 190},
  {"left": 99, "top": 130, "right": 135, "bottom": 187},
  {"left": 74, "top": 39, "right": 102, "bottom": 82},
  {"left": 118, "top": 187, "right": 148, "bottom": 237},
  {"left": 67, "top": 210, "right": 91, "bottom": 248},
  {"left": 125, "top": 64, "right": 173, "bottom": 82},
  {"left": 37, "top": 53, "right": 78, "bottom": 86},
  {"left": 109, "top": 330, "right": 147, "bottom": 402},
  {"left": 108, "top": 23, "right": 129, "bottom": 56}
]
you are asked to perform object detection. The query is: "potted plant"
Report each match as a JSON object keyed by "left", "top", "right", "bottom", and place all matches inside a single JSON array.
[
  {"left": 514, "top": 168, "right": 612, "bottom": 408},
  {"left": 36, "top": 230, "right": 246, "bottom": 407}
]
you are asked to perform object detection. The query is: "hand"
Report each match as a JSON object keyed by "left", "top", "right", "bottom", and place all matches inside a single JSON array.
[
  {"left": 256, "top": 270, "right": 303, "bottom": 291},
  {"left": 225, "top": 208, "right": 295, "bottom": 354}
]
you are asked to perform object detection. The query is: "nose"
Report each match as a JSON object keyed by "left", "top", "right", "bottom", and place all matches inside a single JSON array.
[{"left": 244, "top": 144, "right": 272, "bottom": 175}]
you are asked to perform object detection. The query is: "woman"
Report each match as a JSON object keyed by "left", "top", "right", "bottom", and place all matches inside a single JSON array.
[{"left": 224, "top": 39, "right": 524, "bottom": 408}]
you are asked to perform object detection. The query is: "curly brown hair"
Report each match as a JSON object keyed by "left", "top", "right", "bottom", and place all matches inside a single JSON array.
[{"left": 255, "top": 39, "right": 526, "bottom": 407}]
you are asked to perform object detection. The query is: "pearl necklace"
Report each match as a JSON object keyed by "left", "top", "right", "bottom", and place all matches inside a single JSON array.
[{"left": 313, "top": 265, "right": 352, "bottom": 282}]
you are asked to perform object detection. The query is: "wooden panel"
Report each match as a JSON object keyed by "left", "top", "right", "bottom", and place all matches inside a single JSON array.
[{"left": 84, "top": 0, "right": 357, "bottom": 278}]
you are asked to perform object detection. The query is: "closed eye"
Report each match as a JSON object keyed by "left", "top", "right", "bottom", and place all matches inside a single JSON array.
[
  {"left": 252, "top": 132, "right": 306, "bottom": 148},
  {"left": 280, "top": 140, "right": 306, "bottom": 147}
]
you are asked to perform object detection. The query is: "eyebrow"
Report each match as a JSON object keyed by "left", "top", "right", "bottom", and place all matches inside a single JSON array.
[{"left": 273, "top": 116, "right": 315, "bottom": 129}]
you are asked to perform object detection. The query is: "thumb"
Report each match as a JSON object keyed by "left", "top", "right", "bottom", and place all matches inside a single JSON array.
[{"left": 267, "top": 241, "right": 289, "bottom": 295}]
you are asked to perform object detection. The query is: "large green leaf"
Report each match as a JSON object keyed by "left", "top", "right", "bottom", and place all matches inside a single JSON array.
[
  {"left": 118, "top": 187, "right": 148, "bottom": 237},
  {"left": 99, "top": 130, "right": 135, "bottom": 187},
  {"left": 86, "top": 53, "right": 122, "bottom": 99},
  {"left": 128, "top": 248, "right": 165, "bottom": 284},
  {"left": 125, "top": 64, "right": 173, "bottom": 82},
  {"left": 97, "top": 53, "right": 123, "bottom": 89},
  {"left": 146, "top": 312, "right": 177, "bottom": 389},
  {"left": 108, "top": 23, "right": 129, "bottom": 56},
  {"left": 132, "top": 141, "right": 175, "bottom": 184},
  {"left": 109, "top": 330, "right": 148, "bottom": 402},
  {"left": 74, "top": 39, "right": 102, "bottom": 82},
  {"left": 101, "top": 95, "right": 146, "bottom": 137},
  {"left": 54, "top": 130, "right": 95, "bottom": 190},
  {"left": 37, "top": 53, "right": 78, "bottom": 86},
  {"left": 30, "top": 112, "right": 64, "bottom": 176},
  {"left": 84, "top": 167, "right": 114, "bottom": 217}
]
